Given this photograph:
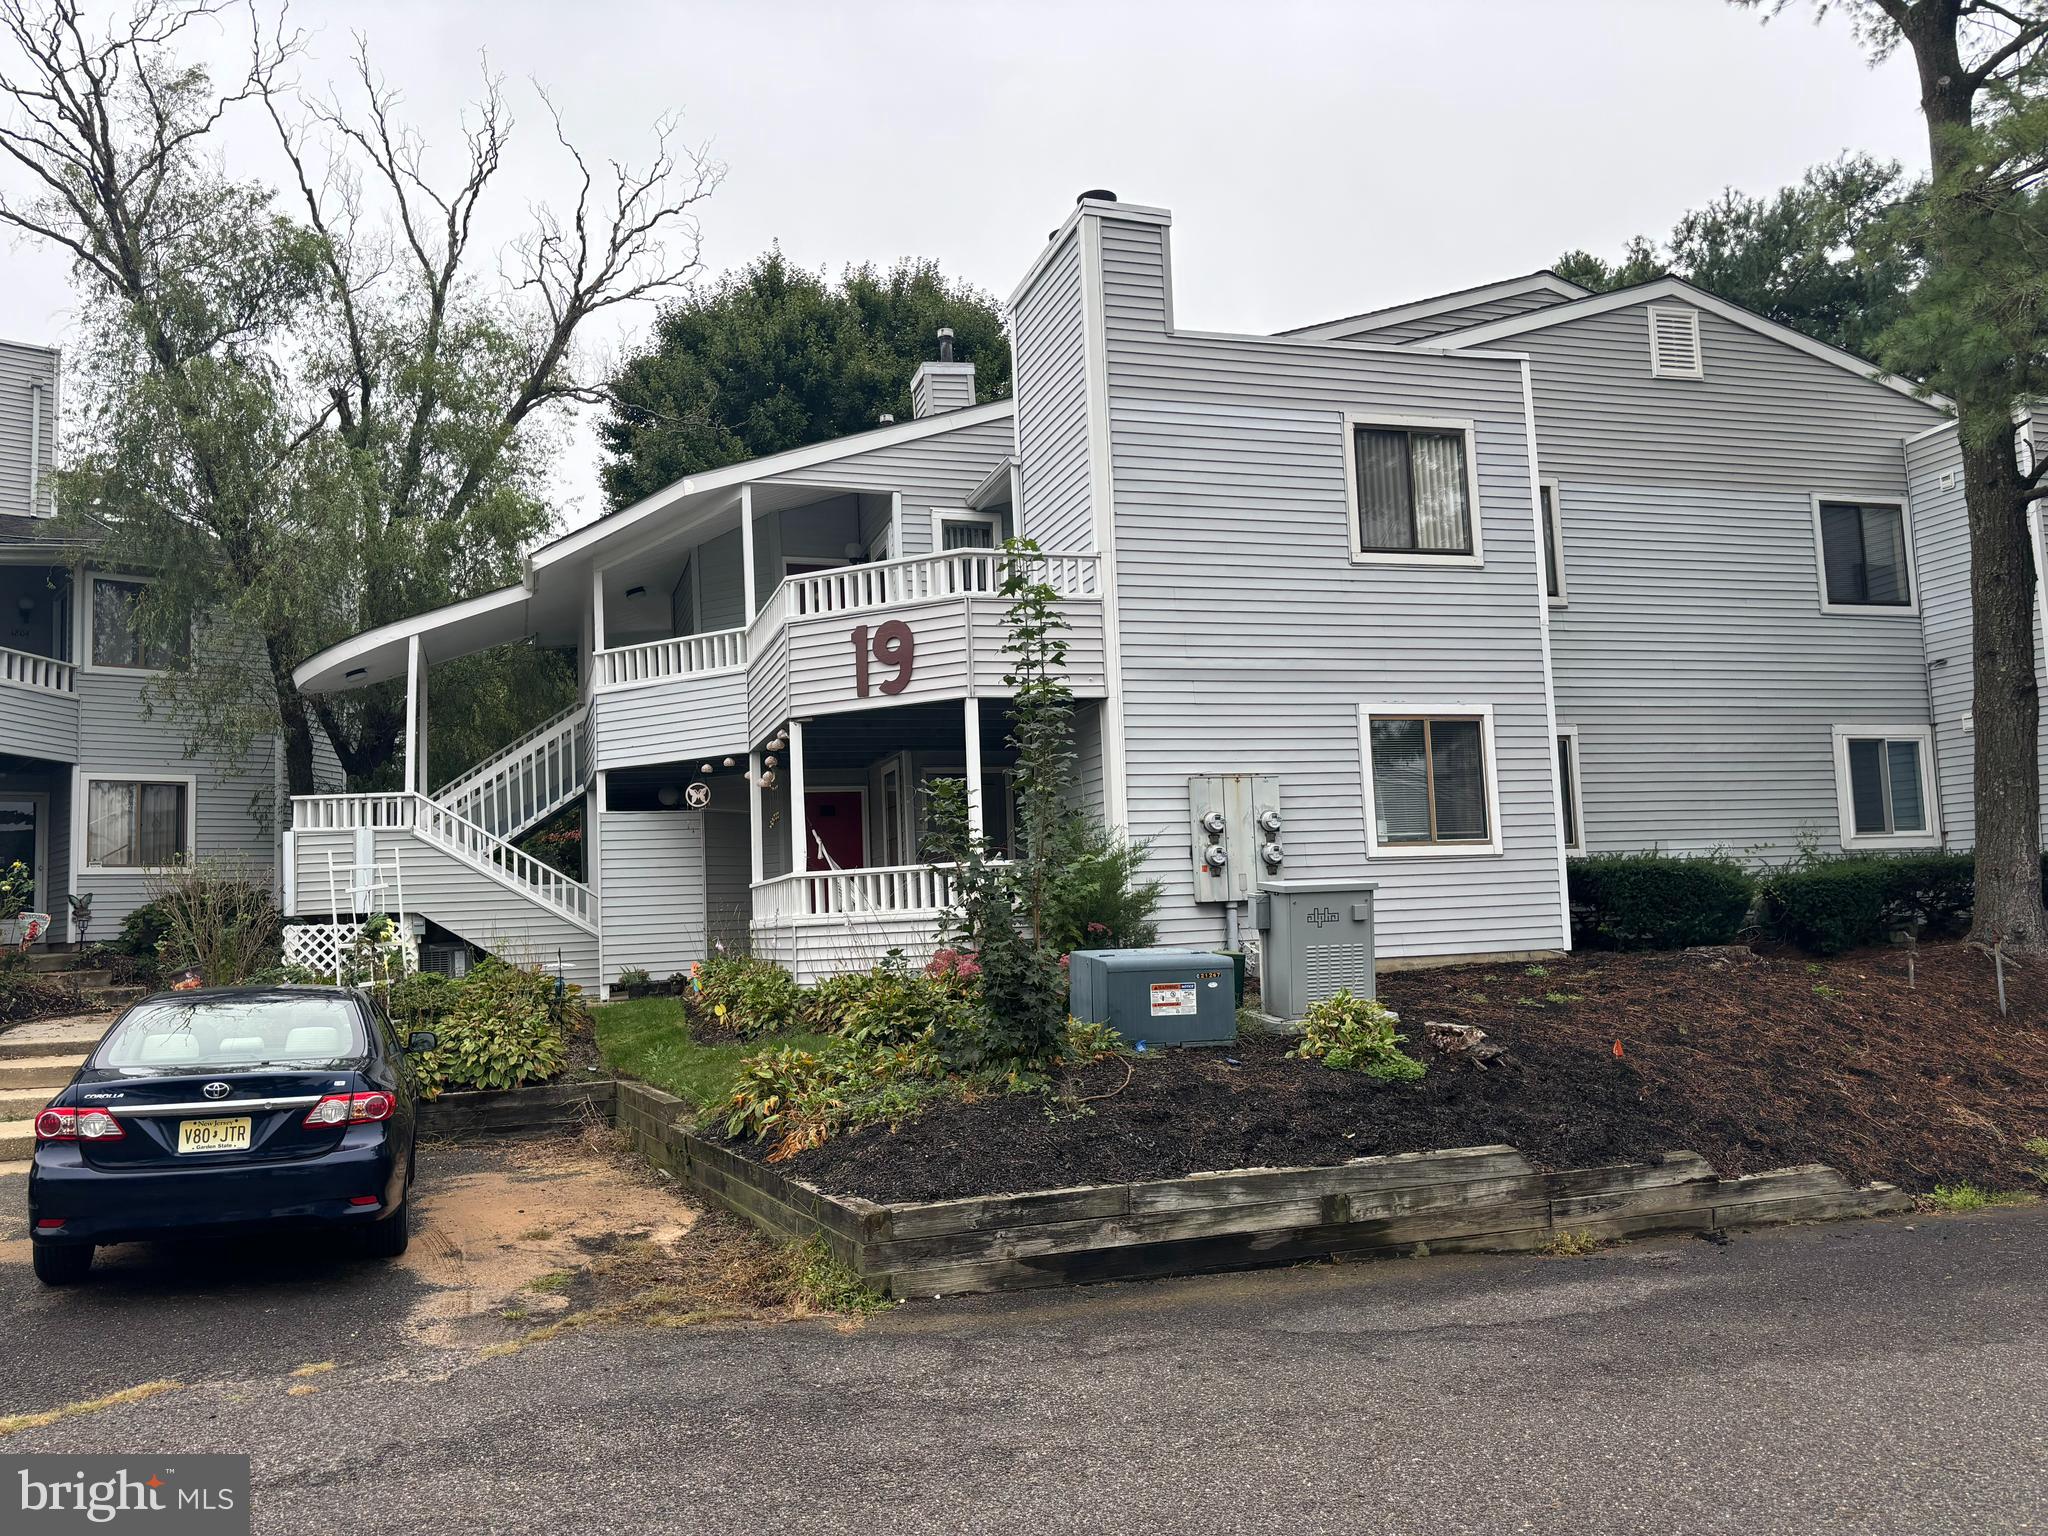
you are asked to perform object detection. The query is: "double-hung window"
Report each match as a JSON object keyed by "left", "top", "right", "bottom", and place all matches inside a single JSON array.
[
  {"left": 1832, "top": 728, "right": 1937, "bottom": 849},
  {"left": 1815, "top": 500, "right": 1912, "bottom": 611},
  {"left": 91, "top": 577, "right": 188, "bottom": 670},
  {"left": 1539, "top": 483, "right": 1566, "bottom": 602},
  {"left": 1347, "top": 418, "right": 1479, "bottom": 563},
  {"left": 1362, "top": 710, "right": 1497, "bottom": 854},
  {"left": 84, "top": 778, "right": 190, "bottom": 870}
]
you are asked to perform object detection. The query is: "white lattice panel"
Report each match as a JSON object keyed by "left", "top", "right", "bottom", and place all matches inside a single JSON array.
[{"left": 284, "top": 921, "right": 420, "bottom": 983}]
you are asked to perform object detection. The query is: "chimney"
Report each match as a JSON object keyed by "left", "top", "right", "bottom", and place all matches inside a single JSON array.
[{"left": 911, "top": 327, "right": 976, "bottom": 418}]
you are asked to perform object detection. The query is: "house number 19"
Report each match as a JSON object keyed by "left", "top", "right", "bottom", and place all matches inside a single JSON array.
[{"left": 851, "top": 619, "right": 916, "bottom": 697}]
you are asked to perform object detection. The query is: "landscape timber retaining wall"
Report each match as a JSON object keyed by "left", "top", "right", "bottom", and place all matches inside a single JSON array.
[
  {"left": 611, "top": 1082, "right": 1911, "bottom": 1297},
  {"left": 420, "top": 1077, "right": 617, "bottom": 1138}
]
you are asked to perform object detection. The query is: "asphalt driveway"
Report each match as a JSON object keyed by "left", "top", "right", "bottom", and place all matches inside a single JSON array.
[{"left": 4, "top": 1154, "right": 2044, "bottom": 1535}]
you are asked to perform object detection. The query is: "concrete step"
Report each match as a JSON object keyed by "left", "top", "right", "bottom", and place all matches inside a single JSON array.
[
  {"left": 0, "top": 1159, "right": 28, "bottom": 1179},
  {"left": 22, "top": 948, "right": 79, "bottom": 974},
  {"left": 0, "top": 1054, "right": 85, "bottom": 1090},
  {"left": 85, "top": 986, "right": 145, "bottom": 1010},
  {"left": 0, "top": 1119, "right": 32, "bottom": 1160},
  {"left": 0, "top": 1086, "right": 58, "bottom": 1119},
  {"left": 0, "top": 1017, "right": 109, "bottom": 1061}
]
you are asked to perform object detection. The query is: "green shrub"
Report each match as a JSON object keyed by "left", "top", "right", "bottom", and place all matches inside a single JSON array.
[
  {"left": 1567, "top": 853, "right": 1756, "bottom": 950},
  {"left": 1762, "top": 851, "right": 1977, "bottom": 954},
  {"left": 832, "top": 969, "right": 977, "bottom": 1049},
  {"left": 139, "top": 858, "right": 282, "bottom": 985},
  {"left": 696, "top": 954, "right": 803, "bottom": 1038},
  {"left": 724, "top": 1033, "right": 945, "bottom": 1153},
  {"left": 412, "top": 960, "right": 580, "bottom": 1096},
  {"left": 1038, "top": 825, "right": 1164, "bottom": 954},
  {"left": 1290, "top": 991, "right": 1426, "bottom": 1082},
  {"left": 118, "top": 899, "right": 176, "bottom": 959},
  {"left": 387, "top": 970, "right": 463, "bottom": 1031}
]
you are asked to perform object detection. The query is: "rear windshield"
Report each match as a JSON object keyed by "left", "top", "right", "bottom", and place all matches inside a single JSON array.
[{"left": 97, "top": 995, "right": 369, "bottom": 1068}]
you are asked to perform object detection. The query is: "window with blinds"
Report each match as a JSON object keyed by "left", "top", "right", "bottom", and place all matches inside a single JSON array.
[
  {"left": 85, "top": 780, "right": 189, "bottom": 869},
  {"left": 1817, "top": 501, "right": 1911, "bottom": 608},
  {"left": 1368, "top": 715, "right": 1491, "bottom": 847},
  {"left": 1351, "top": 425, "right": 1474, "bottom": 557}
]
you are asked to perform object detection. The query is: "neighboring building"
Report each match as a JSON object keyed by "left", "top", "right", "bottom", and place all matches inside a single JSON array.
[
  {"left": 0, "top": 339, "right": 304, "bottom": 945},
  {"left": 284, "top": 194, "right": 1993, "bottom": 996}
]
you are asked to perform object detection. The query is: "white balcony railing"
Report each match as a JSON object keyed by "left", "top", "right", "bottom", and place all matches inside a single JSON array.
[
  {"left": 594, "top": 625, "right": 747, "bottom": 692},
  {"left": 752, "top": 861, "right": 993, "bottom": 922},
  {"left": 0, "top": 644, "right": 74, "bottom": 695},
  {"left": 292, "top": 792, "right": 596, "bottom": 930},
  {"left": 747, "top": 548, "right": 1099, "bottom": 657}
]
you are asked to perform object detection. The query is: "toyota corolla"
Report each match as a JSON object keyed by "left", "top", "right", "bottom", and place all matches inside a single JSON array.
[{"left": 26, "top": 986, "right": 431, "bottom": 1286}]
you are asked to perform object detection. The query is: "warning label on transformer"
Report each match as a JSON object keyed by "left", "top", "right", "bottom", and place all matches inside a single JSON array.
[{"left": 1150, "top": 981, "right": 1198, "bottom": 1017}]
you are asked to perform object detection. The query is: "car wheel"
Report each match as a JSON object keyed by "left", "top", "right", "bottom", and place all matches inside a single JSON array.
[
  {"left": 362, "top": 1194, "right": 410, "bottom": 1260},
  {"left": 32, "top": 1243, "right": 93, "bottom": 1287}
]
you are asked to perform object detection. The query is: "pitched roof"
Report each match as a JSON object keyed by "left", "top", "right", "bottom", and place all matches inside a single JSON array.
[
  {"left": 1425, "top": 274, "right": 1947, "bottom": 408},
  {"left": 1278, "top": 272, "right": 1591, "bottom": 342}
]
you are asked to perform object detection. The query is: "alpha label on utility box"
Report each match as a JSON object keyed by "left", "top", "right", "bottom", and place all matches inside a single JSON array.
[{"left": 1150, "top": 981, "right": 1197, "bottom": 1016}]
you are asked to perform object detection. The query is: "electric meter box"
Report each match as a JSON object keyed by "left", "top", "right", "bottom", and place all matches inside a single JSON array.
[
  {"left": 1256, "top": 880, "right": 1377, "bottom": 1021},
  {"left": 1187, "top": 774, "right": 1283, "bottom": 903},
  {"left": 1068, "top": 948, "right": 1238, "bottom": 1048}
]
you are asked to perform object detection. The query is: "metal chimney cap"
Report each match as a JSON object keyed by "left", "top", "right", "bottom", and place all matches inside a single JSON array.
[
  {"left": 936, "top": 326, "right": 955, "bottom": 363},
  {"left": 1077, "top": 188, "right": 1118, "bottom": 205},
  {"left": 878, "top": 412, "right": 896, "bottom": 424}
]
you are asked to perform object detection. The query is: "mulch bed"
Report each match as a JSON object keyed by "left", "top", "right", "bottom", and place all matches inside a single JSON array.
[{"left": 750, "top": 940, "right": 2048, "bottom": 1204}]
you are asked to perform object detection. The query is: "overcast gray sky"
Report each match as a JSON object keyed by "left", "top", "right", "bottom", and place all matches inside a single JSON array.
[{"left": 0, "top": 0, "right": 1925, "bottom": 528}]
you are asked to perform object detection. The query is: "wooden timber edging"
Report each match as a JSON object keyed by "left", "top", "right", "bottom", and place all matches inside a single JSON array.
[
  {"left": 611, "top": 1082, "right": 1912, "bottom": 1297},
  {"left": 420, "top": 1076, "right": 618, "bottom": 1139}
]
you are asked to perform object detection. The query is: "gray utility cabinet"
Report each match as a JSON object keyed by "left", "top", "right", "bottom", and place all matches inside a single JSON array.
[
  {"left": 1068, "top": 948, "right": 1237, "bottom": 1047},
  {"left": 1256, "top": 880, "right": 1377, "bottom": 1020}
]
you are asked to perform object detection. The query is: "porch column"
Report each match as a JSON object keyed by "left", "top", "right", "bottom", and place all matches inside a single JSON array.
[
  {"left": 963, "top": 698, "right": 985, "bottom": 843},
  {"left": 416, "top": 661, "right": 430, "bottom": 798},
  {"left": 787, "top": 718, "right": 807, "bottom": 873},
  {"left": 590, "top": 564, "right": 607, "bottom": 651},
  {"left": 747, "top": 746, "right": 765, "bottom": 887},
  {"left": 740, "top": 484, "right": 758, "bottom": 620},
  {"left": 403, "top": 633, "right": 421, "bottom": 796}
]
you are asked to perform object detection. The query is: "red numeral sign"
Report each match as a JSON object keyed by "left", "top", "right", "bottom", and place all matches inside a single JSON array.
[{"left": 851, "top": 619, "right": 915, "bottom": 697}]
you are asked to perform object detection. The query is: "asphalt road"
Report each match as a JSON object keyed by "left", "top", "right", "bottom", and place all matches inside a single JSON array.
[{"left": 4, "top": 1153, "right": 2044, "bottom": 1535}]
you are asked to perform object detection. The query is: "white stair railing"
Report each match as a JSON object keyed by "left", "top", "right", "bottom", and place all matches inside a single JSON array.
[
  {"left": 0, "top": 643, "right": 74, "bottom": 695},
  {"left": 432, "top": 702, "right": 591, "bottom": 841},
  {"left": 293, "top": 792, "right": 597, "bottom": 931}
]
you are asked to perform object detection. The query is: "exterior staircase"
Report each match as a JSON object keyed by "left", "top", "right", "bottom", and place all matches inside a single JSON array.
[
  {"left": 289, "top": 792, "right": 600, "bottom": 991},
  {"left": 432, "top": 701, "right": 591, "bottom": 842},
  {"left": 0, "top": 1014, "right": 109, "bottom": 1165}
]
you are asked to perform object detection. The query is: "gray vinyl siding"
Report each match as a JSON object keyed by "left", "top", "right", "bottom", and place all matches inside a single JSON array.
[
  {"left": 696, "top": 529, "right": 745, "bottom": 632},
  {"left": 753, "top": 412, "right": 1015, "bottom": 560},
  {"left": 1514, "top": 299, "right": 1947, "bottom": 860},
  {"left": 704, "top": 810, "right": 751, "bottom": 950},
  {"left": 1094, "top": 212, "right": 1567, "bottom": 961},
  {"left": 596, "top": 810, "right": 706, "bottom": 986},
  {"left": 1333, "top": 288, "right": 1576, "bottom": 345},
  {"left": 0, "top": 687, "right": 78, "bottom": 760},
  {"left": 0, "top": 342, "right": 58, "bottom": 520},
  {"left": 1068, "top": 699, "right": 1107, "bottom": 824},
  {"left": 73, "top": 662, "right": 280, "bottom": 933},
  {"left": 1012, "top": 233, "right": 1094, "bottom": 553},
  {"left": 592, "top": 669, "right": 748, "bottom": 773}
]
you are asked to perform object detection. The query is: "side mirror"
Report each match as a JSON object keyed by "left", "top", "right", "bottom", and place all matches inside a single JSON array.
[{"left": 406, "top": 1031, "right": 438, "bottom": 1054}]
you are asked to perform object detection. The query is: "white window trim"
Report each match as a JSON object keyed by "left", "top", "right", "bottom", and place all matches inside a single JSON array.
[
  {"left": 1646, "top": 305, "right": 1704, "bottom": 379},
  {"left": 1557, "top": 725, "right": 1586, "bottom": 856},
  {"left": 83, "top": 572, "right": 191, "bottom": 677},
  {"left": 74, "top": 771, "right": 198, "bottom": 875},
  {"left": 1356, "top": 701, "right": 1504, "bottom": 859},
  {"left": 1830, "top": 725, "right": 1941, "bottom": 851},
  {"left": 1341, "top": 412, "right": 1486, "bottom": 569},
  {"left": 929, "top": 508, "right": 1002, "bottom": 552},
  {"left": 1810, "top": 492, "right": 1919, "bottom": 617},
  {"left": 1539, "top": 478, "right": 1567, "bottom": 607}
]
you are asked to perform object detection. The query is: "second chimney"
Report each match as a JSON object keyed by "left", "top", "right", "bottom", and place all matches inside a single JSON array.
[{"left": 911, "top": 327, "right": 976, "bottom": 418}]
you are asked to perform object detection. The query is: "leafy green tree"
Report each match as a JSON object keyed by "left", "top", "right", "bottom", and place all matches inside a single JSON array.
[
  {"left": 0, "top": 0, "right": 715, "bottom": 796},
  {"left": 1739, "top": 0, "right": 2048, "bottom": 949},
  {"left": 598, "top": 250, "right": 1011, "bottom": 506},
  {"left": 1555, "top": 153, "right": 1922, "bottom": 352}
]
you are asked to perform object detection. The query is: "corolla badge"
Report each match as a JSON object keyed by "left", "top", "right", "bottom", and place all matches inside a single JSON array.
[{"left": 202, "top": 1081, "right": 231, "bottom": 1100}]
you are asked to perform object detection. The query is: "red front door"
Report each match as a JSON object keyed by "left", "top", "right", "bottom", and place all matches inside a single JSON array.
[{"left": 805, "top": 791, "right": 866, "bottom": 871}]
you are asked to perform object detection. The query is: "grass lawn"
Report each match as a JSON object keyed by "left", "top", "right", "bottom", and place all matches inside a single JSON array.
[{"left": 592, "top": 996, "right": 828, "bottom": 1115}]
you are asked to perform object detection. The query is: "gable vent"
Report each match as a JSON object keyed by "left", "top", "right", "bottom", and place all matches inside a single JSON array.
[{"left": 1647, "top": 305, "right": 1703, "bottom": 379}]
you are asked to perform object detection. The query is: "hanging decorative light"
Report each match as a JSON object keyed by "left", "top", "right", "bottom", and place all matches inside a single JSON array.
[
  {"left": 764, "top": 754, "right": 777, "bottom": 768},
  {"left": 721, "top": 756, "right": 736, "bottom": 768},
  {"left": 700, "top": 762, "right": 715, "bottom": 775},
  {"left": 760, "top": 769, "right": 778, "bottom": 789}
]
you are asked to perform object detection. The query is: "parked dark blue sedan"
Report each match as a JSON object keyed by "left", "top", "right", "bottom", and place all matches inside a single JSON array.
[{"left": 27, "top": 986, "right": 430, "bottom": 1286}]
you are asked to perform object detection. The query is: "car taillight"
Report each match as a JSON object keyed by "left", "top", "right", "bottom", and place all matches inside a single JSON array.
[
  {"left": 302, "top": 1092, "right": 395, "bottom": 1128},
  {"left": 34, "top": 1107, "right": 123, "bottom": 1141}
]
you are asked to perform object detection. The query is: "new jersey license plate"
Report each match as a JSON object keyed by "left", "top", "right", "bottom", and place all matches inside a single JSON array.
[{"left": 176, "top": 1116, "right": 252, "bottom": 1154}]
